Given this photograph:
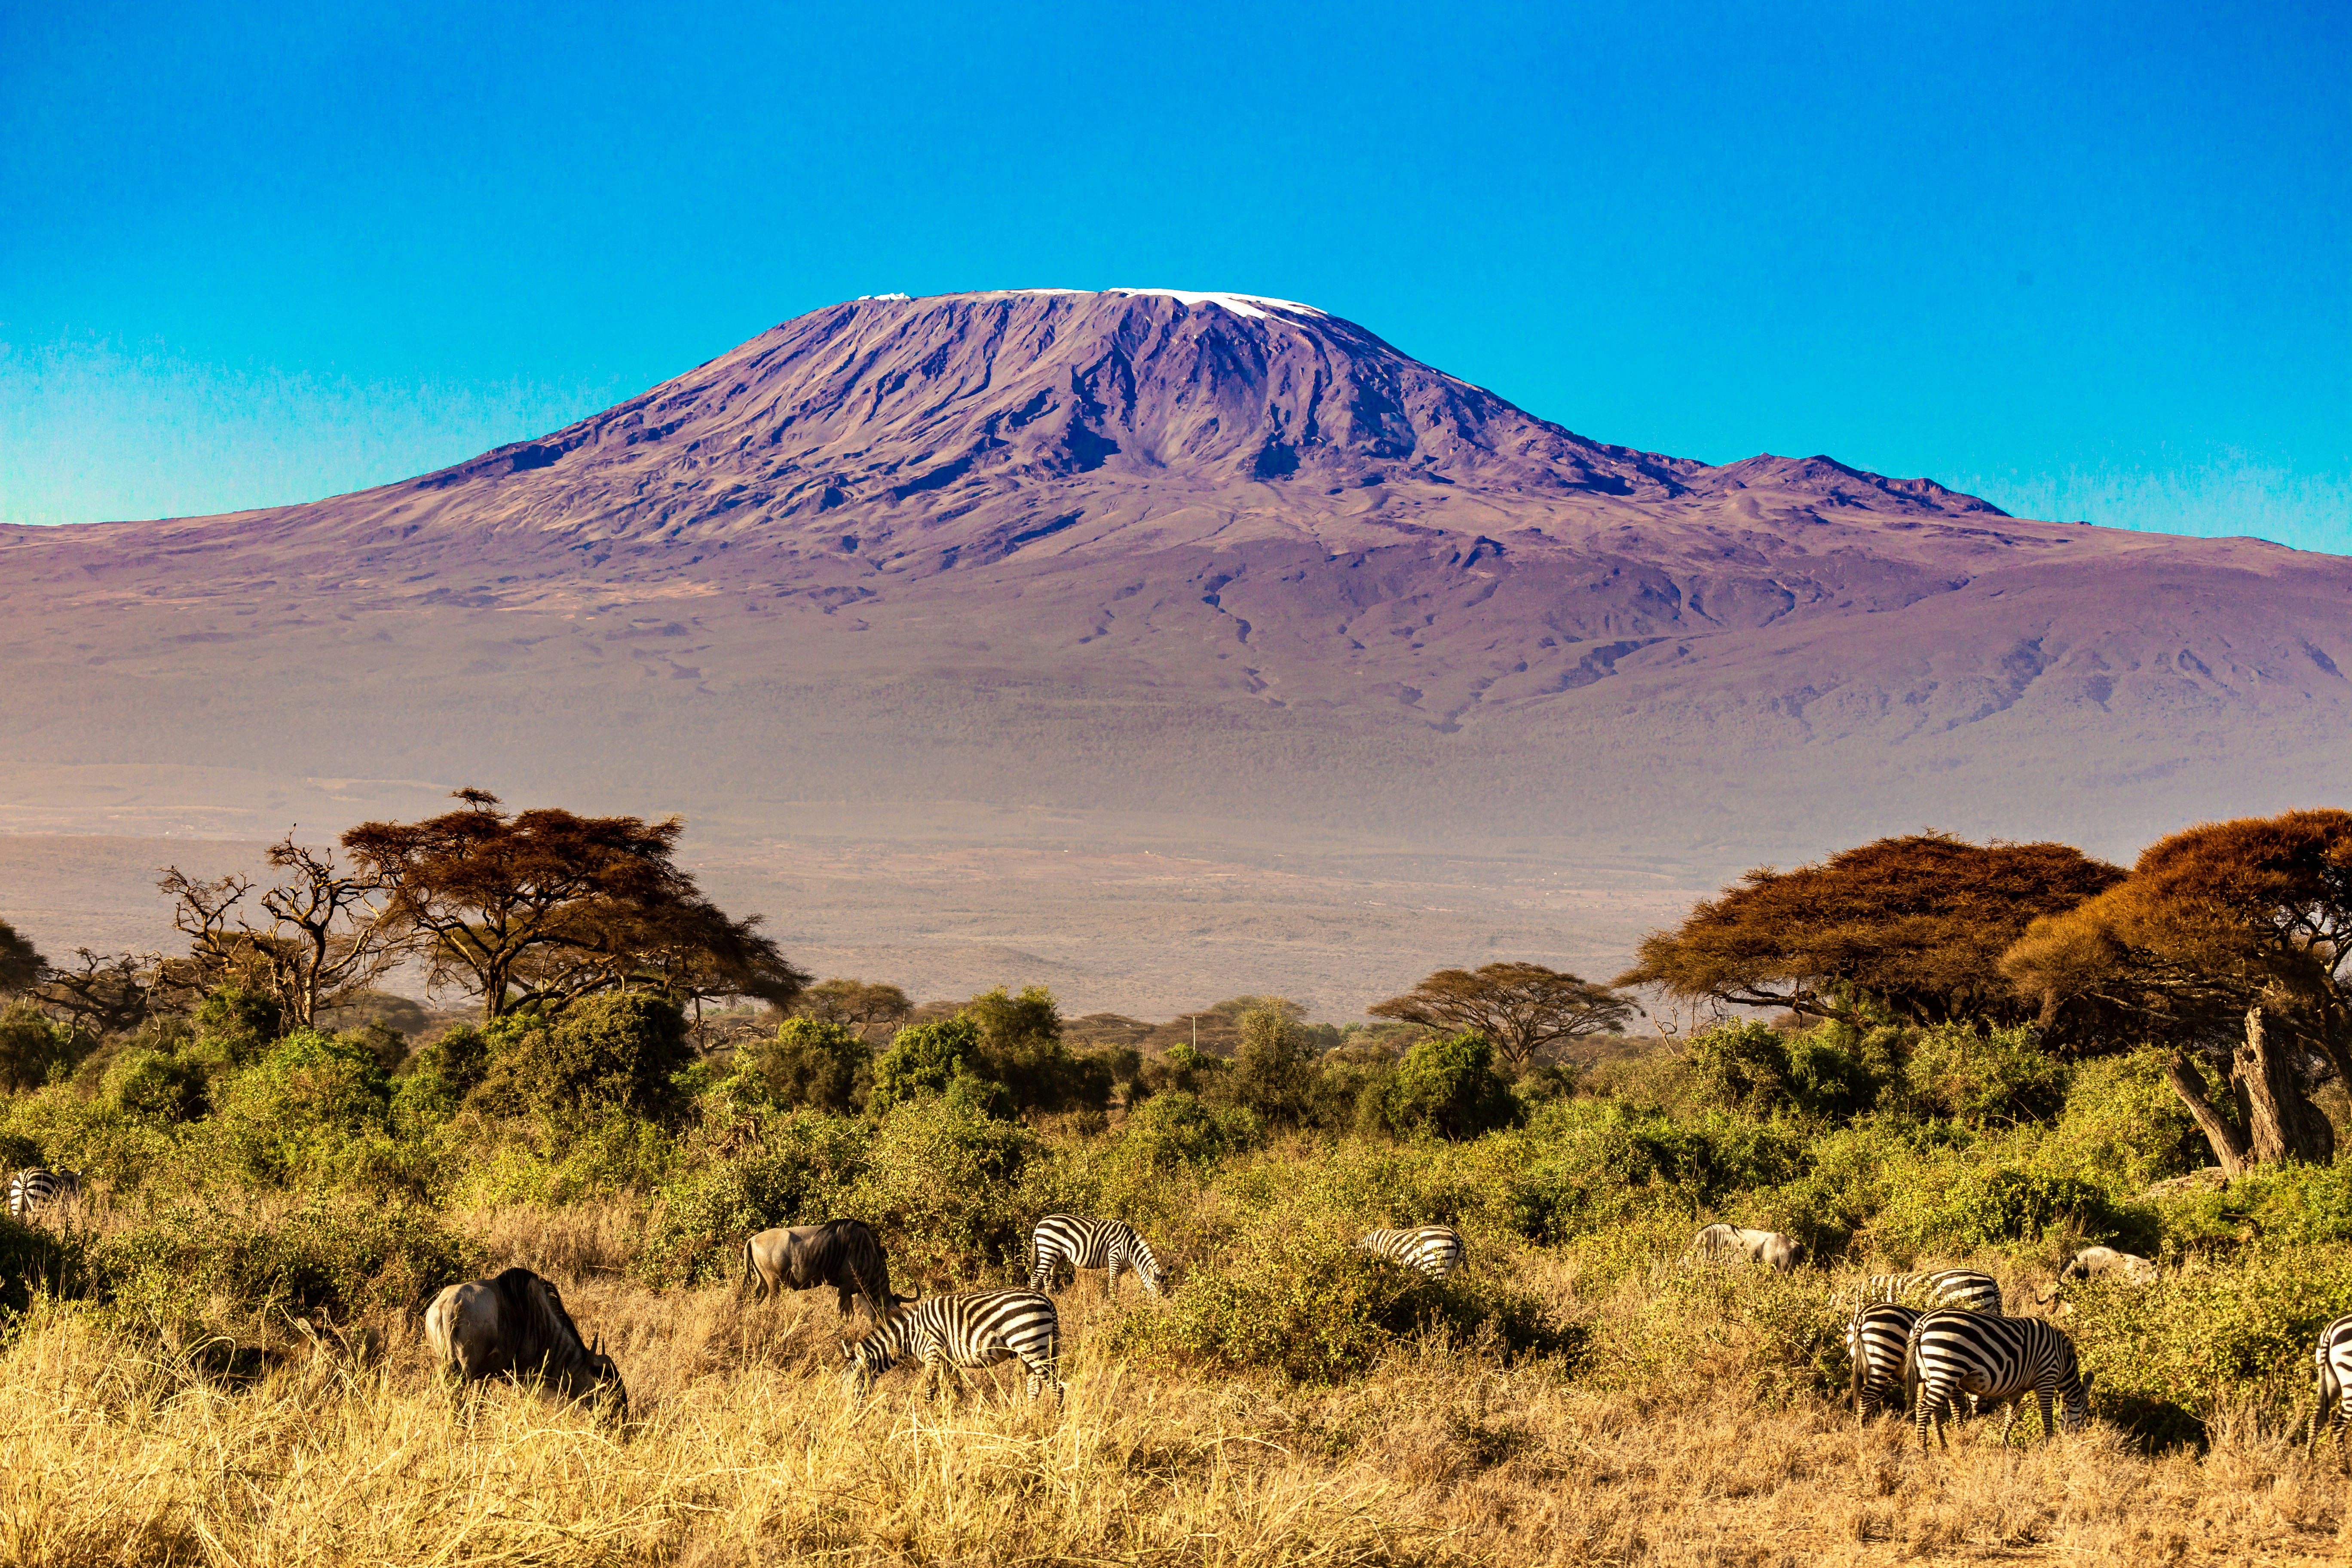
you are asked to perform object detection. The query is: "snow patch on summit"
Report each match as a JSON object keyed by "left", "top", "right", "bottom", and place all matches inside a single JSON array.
[{"left": 1108, "top": 289, "right": 1325, "bottom": 320}]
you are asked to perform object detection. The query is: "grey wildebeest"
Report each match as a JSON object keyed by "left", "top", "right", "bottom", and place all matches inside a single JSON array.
[
  {"left": 424, "top": 1267, "right": 626, "bottom": 1417},
  {"left": 742, "top": 1218, "right": 903, "bottom": 1323},
  {"left": 1684, "top": 1223, "right": 1804, "bottom": 1274},
  {"left": 2037, "top": 1246, "right": 2157, "bottom": 1308}
]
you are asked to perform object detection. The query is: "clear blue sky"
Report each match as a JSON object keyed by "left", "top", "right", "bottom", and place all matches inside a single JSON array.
[{"left": 3, "top": 0, "right": 2346, "bottom": 547}]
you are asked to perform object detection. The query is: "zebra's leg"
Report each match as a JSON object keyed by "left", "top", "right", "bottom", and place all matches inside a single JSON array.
[
  {"left": 2037, "top": 1387, "right": 2058, "bottom": 1446},
  {"left": 1104, "top": 1257, "right": 1121, "bottom": 1299},
  {"left": 1918, "top": 1380, "right": 1950, "bottom": 1452}
]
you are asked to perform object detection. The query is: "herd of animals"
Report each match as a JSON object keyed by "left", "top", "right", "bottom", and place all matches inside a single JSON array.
[{"left": 10, "top": 1166, "right": 2352, "bottom": 1460}]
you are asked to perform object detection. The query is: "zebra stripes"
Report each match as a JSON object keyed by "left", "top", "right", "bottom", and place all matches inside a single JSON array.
[
  {"left": 2309, "top": 1313, "right": 2352, "bottom": 1462},
  {"left": 842, "top": 1286, "right": 1062, "bottom": 1403},
  {"left": 6, "top": 1167, "right": 81, "bottom": 1220},
  {"left": 1859, "top": 1269, "right": 2002, "bottom": 1314},
  {"left": 1029, "top": 1215, "right": 1164, "bottom": 1297},
  {"left": 1907, "top": 1309, "right": 2092, "bottom": 1450},
  {"left": 1356, "top": 1226, "right": 1464, "bottom": 1280},
  {"left": 1847, "top": 1302, "right": 1920, "bottom": 1422}
]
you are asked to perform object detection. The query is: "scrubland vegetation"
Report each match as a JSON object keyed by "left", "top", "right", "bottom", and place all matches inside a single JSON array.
[{"left": 2, "top": 801, "right": 2351, "bottom": 1563}]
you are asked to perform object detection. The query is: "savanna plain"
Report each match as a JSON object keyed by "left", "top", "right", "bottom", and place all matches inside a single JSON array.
[{"left": 3, "top": 808, "right": 2352, "bottom": 1567}]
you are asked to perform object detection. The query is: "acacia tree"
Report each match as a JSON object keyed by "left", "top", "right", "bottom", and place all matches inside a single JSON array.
[
  {"left": 1614, "top": 834, "right": 2125, "bottom": 1027},
  {"left": 2002, "top": 809, "right": 2352, "bottom": 1172},
  {"left": 1370, "top": 962, "right": 1632, "bottom": 1072},
  {"left": 795, "top": 977, "right": 914, "bottom": 1041},
  {"left": 342, "top": 789, "right": 806, "bottom": 1019},
  {"left": 160, "top": 835, "right": 405, "bottom": 1031}
]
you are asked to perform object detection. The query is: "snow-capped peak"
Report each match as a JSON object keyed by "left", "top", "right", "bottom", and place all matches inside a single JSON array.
[{"left": 1106, "top": 289, "right": 1324, "bottom": 320}]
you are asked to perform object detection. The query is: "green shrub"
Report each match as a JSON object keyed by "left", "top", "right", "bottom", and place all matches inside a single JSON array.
[
  {"left": 1141, "top": 1042, "right": 1230, "bottom": 1099},
  {"left": 966, "top": 986, "right": 1110, "bottom": 1116},
  {"left": 1381, "top": 1032, "right": 1519, "bottom": 1141},
  {"left": 638, "top": 1111, "right": 871, "bottom": 1286},
  {"left": 1503, "top": 1100, "right": 1809, "bottom": 1243},
  {"left": 1687, "top": 1017, "right": 1894, "bottom": 1123},
  {"left": 1104, "top": 1212, "right": 1573, "bottom": 1382},
  {"left": 2070, "top": 1245, "right": 2352, "bottom": 1439},
  {"left": 98, "top": 1195, "right": 484, "bottom": 1330},
  {"left": 2042, "top": 1053, "right": 2209, "bottom": 1194},
  {"left": 0, "top": 1212, "right": 95, "bottom": 1311},
  {"left": 469, "top": 994, "right": 695, "bottom": 1127},
  {"left": 214, "top": 1029, "right": 394, "bottom": 1186},
  {"left": 1114, "top": 1092, "right": 1263, "bottom": 1176},
  {"left": 847, "top": 1097, "right": 1038, "bottom": 1283},
  {"left": 102, "top": 1048, "right": 210, "bottom": 1123},
  {"left": 1905, "top": 1022, "right": 2067, "bottom": 1127},
  {"left": 1883, "top": 1165, "right": 2152, "bottom": 1255},
  {"left": 869, "top": 1016, "right": 989, "bottom": 1118},
  {"left": 737, "top": 1018, "right": 870, "bottom": 1114},
  {"left": 0, "top": 1002, "right": 80, "bottom": 1092},
  {"left": 191, "top": 986, "right": 283, "bottom": 1068},
  {"left": 1217, "top": 1008, "right": 1317, "bottom": 1125},
  {"left": 2156, "top": 1161, "right": 2352, "bottom": 1254}
]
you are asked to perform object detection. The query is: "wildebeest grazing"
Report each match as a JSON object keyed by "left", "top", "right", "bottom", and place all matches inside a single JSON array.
[
  {"left": 424, "top": 1267, "right": 627, "bottom": 1418},
  {"left": 741, "top": 1219, "right": 903, "bottom": 1322},
  {"left": 1684, "top": 1223, "right": 1804, "bottom": 1274},
  {"left": 2037, "top": 1246, "right": 2158, "bottom": 1308}
]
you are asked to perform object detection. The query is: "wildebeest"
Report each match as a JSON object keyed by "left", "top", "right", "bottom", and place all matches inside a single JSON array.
[
  {"left": 423, "top": 1267, "right": 626, "bottom": 1417},
  {"left": 2037, "top": 1246, "right": 2157, "bottom": 1305},
  {"left": 741, "top": 1219, "right": 903, "bottom": 1322},
  {"left": 1684, "top": 1223, "right": 1804, "bottom": 1274}
]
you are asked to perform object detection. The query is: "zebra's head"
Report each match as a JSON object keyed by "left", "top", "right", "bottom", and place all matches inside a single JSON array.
[
  {"left": 2062, "top": 1368, "right": 2094, "bottom": 1431},
  {"left": 839, "top": 1302, "right": 916, "bottom": 1396}
]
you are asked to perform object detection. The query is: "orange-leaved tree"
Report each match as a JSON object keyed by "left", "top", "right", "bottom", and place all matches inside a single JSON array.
[
  {"left": 2001, "top": 808, "right": 2352, "bottom": 1172},
  {"left": 1614, "top": 833, "right": 2125, "bottom": 1027},
  {"left": 342, "top": 788, "right": 806, "bottom": 1019}
]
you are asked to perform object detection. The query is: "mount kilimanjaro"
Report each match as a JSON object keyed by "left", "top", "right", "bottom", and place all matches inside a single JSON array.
[{"left": 2, "top": 289, "right": 2346, "bottom": 1008}]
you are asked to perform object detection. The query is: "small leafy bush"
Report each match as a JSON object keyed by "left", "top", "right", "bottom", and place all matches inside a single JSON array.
[
  {"left": 1105, "top": 1213, "right": 1573, "bottom": 1382},
  {"left": 1905, "top": 1022, "right": 2067, "bottom": 1127},
  {"left": 848, "top": 1097, "right": 1039, "bottom": 1283},
  {"left": 214, "top": 1029, "right": 394, "bottom": 1186},
  {"left": 736, "top": 1018, "right": 870, "bottom": 1114},
  {"left": 98, "top": 1195, "right": 484, "bottom": 1330},
  {"left": 0, "top": 1002, "right": 80, "bottom": 1092},
  {"left": 103, "top": 1048, "right": 211, "bottom": 1123},
  {"left": 1380, "top": 1031, "right": 1519, "bottom": 1141}
]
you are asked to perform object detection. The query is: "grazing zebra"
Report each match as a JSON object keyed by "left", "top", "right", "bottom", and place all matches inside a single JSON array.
[
  {"left": 842, "top": 1286, "right": 1062, "bottom": 1404},
  {"left": 1907, "top": 1309, "right": 2092, "bottom": 1451},
  {"left": 1029, "top": 1214, "right": 1166, "bottom": 1297},
  {"left": 1847, "top": 1302, "right": 1922, "bottom": 1423},
  {"left": 6, "top": 1167, "right": 82, "bottom": 1220},
  {"left": 1856, "top": 1268, "right": 2003, "bottom": 1314},
  {"left": 1355, "top": 1226, "right": 1464, "bottom": 1280},
  {"left": 2308, "top": 1313, "right": 2352, "bottom": 1465}
]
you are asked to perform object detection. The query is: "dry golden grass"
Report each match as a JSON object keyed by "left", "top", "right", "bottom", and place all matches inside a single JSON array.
[{"left": 4, "top": 1215, "right": 2349, "bottom": 1568}]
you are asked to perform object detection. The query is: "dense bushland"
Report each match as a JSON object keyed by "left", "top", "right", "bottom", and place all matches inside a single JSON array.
[{"left": 1, "top": 969, "right": 2346, "bottom": 1455}]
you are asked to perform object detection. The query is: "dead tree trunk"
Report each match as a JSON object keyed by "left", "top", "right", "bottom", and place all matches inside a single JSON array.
[{"left": 2234, "top": 1007, "right": 2336, "bottom": 1166}]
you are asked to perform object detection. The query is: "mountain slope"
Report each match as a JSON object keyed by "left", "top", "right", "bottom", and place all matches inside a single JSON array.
[{"left": 0, "top": 288, "right": 2345, "bottom": 901}]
